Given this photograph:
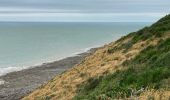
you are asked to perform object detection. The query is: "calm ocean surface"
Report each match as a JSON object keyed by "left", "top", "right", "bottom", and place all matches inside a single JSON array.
[{"left": 0, "top": 22, "right": 152, "bottom": 75}]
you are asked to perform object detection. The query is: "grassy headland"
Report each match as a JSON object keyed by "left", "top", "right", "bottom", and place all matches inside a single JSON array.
[{"left": 23, "top": 14, "right": 170, "bottom": 100}]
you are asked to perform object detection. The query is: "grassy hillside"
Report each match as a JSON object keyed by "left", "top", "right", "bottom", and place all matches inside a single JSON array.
[{"left": 23, "top": 15, "right": 170, "bottom": 100}]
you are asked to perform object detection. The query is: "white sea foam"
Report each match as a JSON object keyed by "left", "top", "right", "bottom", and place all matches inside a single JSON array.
[
  {"left": 0, "top": 45, "right": 101, "bottom": 76},
  {"left": 0, "top": 36, "right": 124, "bottom": 77},
  {"left": 0, "top": 79, "right": 5, "bottom": 85},
  {"left": 0, "top": 66, "right": 26, "bottom": 76}
]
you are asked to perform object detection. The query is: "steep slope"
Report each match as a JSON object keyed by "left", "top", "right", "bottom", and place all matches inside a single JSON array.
[{"left": 23, "top": 15, "right": 170, "bottom": 100}]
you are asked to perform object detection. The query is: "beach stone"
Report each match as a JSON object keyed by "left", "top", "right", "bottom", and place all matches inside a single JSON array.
[{"left": 0, "top": 48, "right": 96, "bottom": 100}]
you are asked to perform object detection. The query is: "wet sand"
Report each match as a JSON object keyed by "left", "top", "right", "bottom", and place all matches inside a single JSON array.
[{"left": 0, "top": 48, "right": 96, "bottom": 100}]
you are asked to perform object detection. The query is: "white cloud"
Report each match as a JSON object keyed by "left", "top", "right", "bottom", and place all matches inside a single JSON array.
[
  {"left": 0, "top": 0, "right": 169, "bottom": 22},
  {"left": 0, "top": 7, "right": 80, "bottom": 13},
  {"left": 0, "top": 13, "right": 167, "bottom": 22}
]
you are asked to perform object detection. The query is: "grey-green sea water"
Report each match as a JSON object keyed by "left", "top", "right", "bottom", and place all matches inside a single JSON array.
[{"left": 0, "top": 22, "right": 152, "bottom": 75}]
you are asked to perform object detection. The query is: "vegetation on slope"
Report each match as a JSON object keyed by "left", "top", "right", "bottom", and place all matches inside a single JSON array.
[
  {"left": 23, "top": 14, "right": 170, "bottom": 100},
  {"left": 74, "top": 38, "right": 170, "bottom": 99},
  {"left": 74, "top": 15, "right": 170, "bottom": 99}
]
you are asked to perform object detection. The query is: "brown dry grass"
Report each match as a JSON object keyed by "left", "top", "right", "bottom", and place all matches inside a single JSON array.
[
  {"left": 124, "top": 89, "right": 170, "bottom": 100},
  {"left": 23, "top": 32, "right": 170, "bottom": 100}
]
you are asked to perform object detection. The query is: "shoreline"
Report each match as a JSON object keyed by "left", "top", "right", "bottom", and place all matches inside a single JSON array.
[
  {"left": 0, "top": 44, "right": 104, "bottom": 77},
  {"left": 0, "top": 47, "right": 97, "bottom": 100}
]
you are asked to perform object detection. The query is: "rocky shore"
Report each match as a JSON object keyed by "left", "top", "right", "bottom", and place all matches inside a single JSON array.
[{"left": 0, "top": 48, "right": 96, "bottom": 100}]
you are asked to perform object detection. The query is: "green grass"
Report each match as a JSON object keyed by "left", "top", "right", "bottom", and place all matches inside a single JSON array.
[
  {"left": 74, "top": 38, "right": 170, "bottom": 100},
  {"left": 73, "top": 14, "right": 170, "bottom": 100}
]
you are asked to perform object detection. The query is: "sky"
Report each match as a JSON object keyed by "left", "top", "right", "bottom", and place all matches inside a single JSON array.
[{"left": 0, "top": 0, "right": 169, "bottom": 22}]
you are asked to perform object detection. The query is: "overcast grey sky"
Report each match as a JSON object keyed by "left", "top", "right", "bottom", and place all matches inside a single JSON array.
[{"left": 0, "top": 0, "right": 169, "bottom": 22}]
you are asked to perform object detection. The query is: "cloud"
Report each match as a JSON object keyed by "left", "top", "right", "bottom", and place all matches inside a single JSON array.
[
  {"left": 0, "top": 0, "right": 169, "bottom": 21},
  {"left": 0, "top": 0, "right": 169, "bottom": 13},
  {"left": 0, "top": 13, "right": 167, "bottom": 22}
]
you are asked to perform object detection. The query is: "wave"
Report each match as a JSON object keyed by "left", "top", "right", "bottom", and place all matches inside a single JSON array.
[
  {"left": 0, "top": 79, "right": 5, "bottom": 85},
  {"left": 0, "top": 44, "right": 104, "bottom": 77}
]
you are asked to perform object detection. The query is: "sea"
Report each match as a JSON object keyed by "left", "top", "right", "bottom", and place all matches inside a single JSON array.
[{"left": 0, "top": 22, "right": 152, "bottom": 76}]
